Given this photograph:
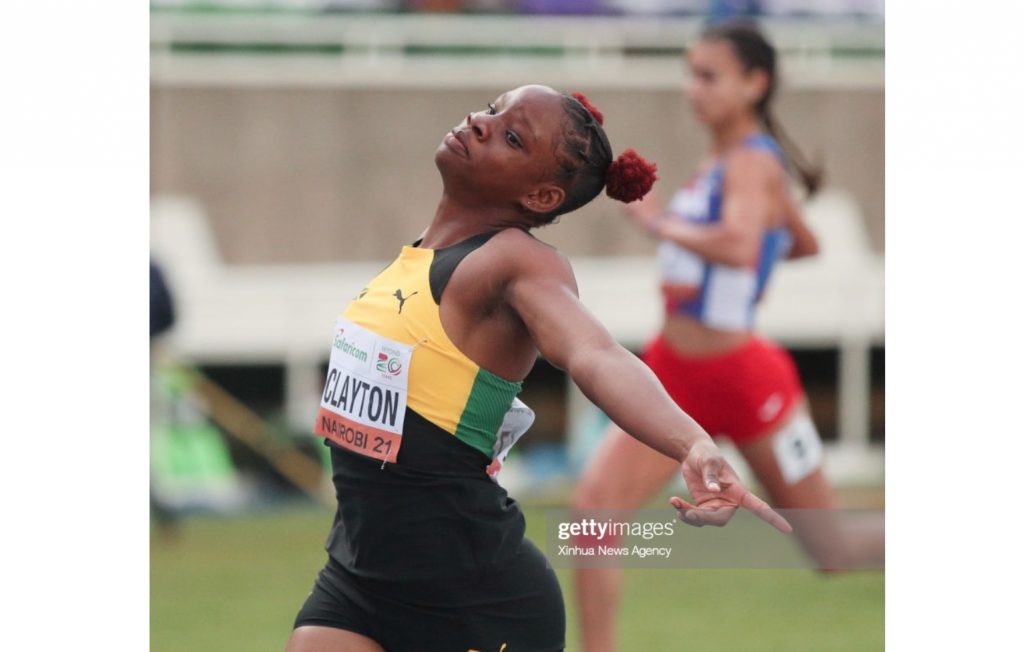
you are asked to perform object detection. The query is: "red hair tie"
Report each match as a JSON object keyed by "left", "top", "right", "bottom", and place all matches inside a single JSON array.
[
  {"left": 571, "top": 91, "right": 604, "bottom": 126},
  {"left": 605, "top": 149, "right": 658, "bottom": 203}
]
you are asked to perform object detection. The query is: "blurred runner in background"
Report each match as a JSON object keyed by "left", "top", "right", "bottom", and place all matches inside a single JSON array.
[{"left": 572, "top": 20, "right": 884, "bottom": 652}]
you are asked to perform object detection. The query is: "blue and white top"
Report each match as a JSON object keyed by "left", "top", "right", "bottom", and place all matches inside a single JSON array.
[{"left": 658, "top": 133, "right": 792, "bottom": 332}]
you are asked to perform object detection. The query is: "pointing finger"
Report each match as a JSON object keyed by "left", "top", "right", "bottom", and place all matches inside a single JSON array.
[{"left": 740, "top": 491, "right": 793, "bottom": 534}]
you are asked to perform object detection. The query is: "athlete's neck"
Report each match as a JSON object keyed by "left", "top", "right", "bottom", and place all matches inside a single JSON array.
[
  {"left": 710, "top": 114, "right": 762, "bottom": 156},
  {"left": 419, "top": 194, "right": 528, "bottom": 249}
]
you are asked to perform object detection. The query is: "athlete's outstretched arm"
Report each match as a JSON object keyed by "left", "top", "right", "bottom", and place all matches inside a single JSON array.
[{"left": 504, "top": 243, "right": 791, "bottom": 533}]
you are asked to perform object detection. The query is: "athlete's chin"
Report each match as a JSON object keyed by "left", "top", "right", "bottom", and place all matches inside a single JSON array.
[
  {"left": 434, "top": 150, "right": 455, "bottom": 178},
  {"left": 691, "top": 106, "right": 714, "bottom": 124},
  {"left": 436, "top": 156, "right": 465, "bottom": 184},
  {"left": 435, "top": 145, "right": 470, "bottom": 173}
]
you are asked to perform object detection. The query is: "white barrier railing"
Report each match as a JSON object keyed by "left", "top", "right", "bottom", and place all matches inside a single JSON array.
[
  {"left": 150, "top": 13, "right": 883, "bottom": 90},
  {"left": 152, "top": 188, "right": 883, "bottom": 487}
]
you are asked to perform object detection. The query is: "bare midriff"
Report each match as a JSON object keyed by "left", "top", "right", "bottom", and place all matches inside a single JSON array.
[{"left": 660, "top": 312, "right": 753, "bottom": 357}]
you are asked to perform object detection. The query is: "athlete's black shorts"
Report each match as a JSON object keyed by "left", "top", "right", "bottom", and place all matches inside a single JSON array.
[{"left": 294, "top": 537, "right": 565, "bottom": 652}]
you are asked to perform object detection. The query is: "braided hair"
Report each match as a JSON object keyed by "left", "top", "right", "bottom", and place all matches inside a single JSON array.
[{"left": 534, "top": 92, "right": 658, "bottom": 225}]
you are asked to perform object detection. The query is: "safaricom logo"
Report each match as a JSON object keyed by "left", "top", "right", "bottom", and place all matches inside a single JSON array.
[{"left": 333, "top": 330, "right": 368, "bottom": 362}]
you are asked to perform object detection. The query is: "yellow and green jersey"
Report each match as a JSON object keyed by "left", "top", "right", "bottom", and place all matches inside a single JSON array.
[
  {"left": 336, "top": 231, "right": 522, "bottom": 459},
  {"left": 317, "top": 230, "right": 530, "bottom": 580}
]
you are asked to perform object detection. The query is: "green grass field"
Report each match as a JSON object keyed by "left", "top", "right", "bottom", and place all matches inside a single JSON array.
[{"left": 151, "top": 505, "right": 883, "bottom": 651}]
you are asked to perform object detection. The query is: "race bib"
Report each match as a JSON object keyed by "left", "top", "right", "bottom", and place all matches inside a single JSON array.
[
  {"left": 314, "top": 317, "right": 412, "bottom": 464},
  {"left": 485, "top": 398, "right": 535, "bottom": 482},
  {"left": 771, "top": 412, "right": 824, "bottom": 485}
]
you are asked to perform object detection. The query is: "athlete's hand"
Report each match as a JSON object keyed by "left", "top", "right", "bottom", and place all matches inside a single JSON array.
[{"left": 671, "top": 440, "right": 793, "bottom": 533}]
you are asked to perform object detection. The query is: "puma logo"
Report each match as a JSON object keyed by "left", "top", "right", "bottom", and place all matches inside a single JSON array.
[
  {"left": 393, "top": 289, "right": 419, "bottom": 314},
  {"left": 758, "top": 392, "right": 784, "bottom": 422}
]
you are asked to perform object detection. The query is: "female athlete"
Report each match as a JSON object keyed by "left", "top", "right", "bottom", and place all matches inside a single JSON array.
[
  {"left": 285, "top": 84, "right": 790, "bottom": 652},
  {"left": 571, "top": 22, "right": 884, "bottom": 652}
]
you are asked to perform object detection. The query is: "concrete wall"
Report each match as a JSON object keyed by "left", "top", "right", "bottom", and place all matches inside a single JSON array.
[{"left": 151, "top": 84, "right": 883, "bottom": 263}]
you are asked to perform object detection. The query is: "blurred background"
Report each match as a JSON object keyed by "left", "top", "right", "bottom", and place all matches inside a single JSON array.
[{"left": 149, "top": 1, "right": 884, "bottom": 650}]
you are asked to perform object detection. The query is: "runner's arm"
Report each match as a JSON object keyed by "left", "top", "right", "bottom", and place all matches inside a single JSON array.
[
  {"left": 625, "top": 150, "right": 773, "bottom": 267},
  {"left": 505, "top": 248, "right": 714, "bottom": 463},
  {"left": 502, "top": 239, "right": 792, "bottom": 533},
  {"left": 780, "top": 188, "right": 819, "bottom": 259}
]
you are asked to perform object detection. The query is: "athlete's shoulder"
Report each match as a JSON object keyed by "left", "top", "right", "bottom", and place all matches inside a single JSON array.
[
  {"left": 746, "top": 132, "right": 783, "bottom": 151},
  {"left": 487, "top": 227, "right": 574, "bottom": 281},
  {"left": 723, "top": 144, "right": 784, "bottom": 189}
]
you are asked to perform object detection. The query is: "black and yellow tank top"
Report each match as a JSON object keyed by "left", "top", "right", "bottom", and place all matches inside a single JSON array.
[{"left": 314, "top": 230, "right": 529, "bottom": 580}]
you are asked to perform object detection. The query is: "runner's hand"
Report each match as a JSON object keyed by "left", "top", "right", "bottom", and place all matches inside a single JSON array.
[
  {"left": 671, "top": 440, "right": 793, "bottom": 533},
  {"left": 621, "top": 193, "right": 664, "bottom": 234}
]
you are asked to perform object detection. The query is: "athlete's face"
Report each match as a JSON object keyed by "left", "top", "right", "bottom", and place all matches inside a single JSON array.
[
  {"left": 685, "top": 39, "right": 769, "bottom": 127},
  {"left": 435, "top": 85, "right": 567, "bottom": 216}
]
